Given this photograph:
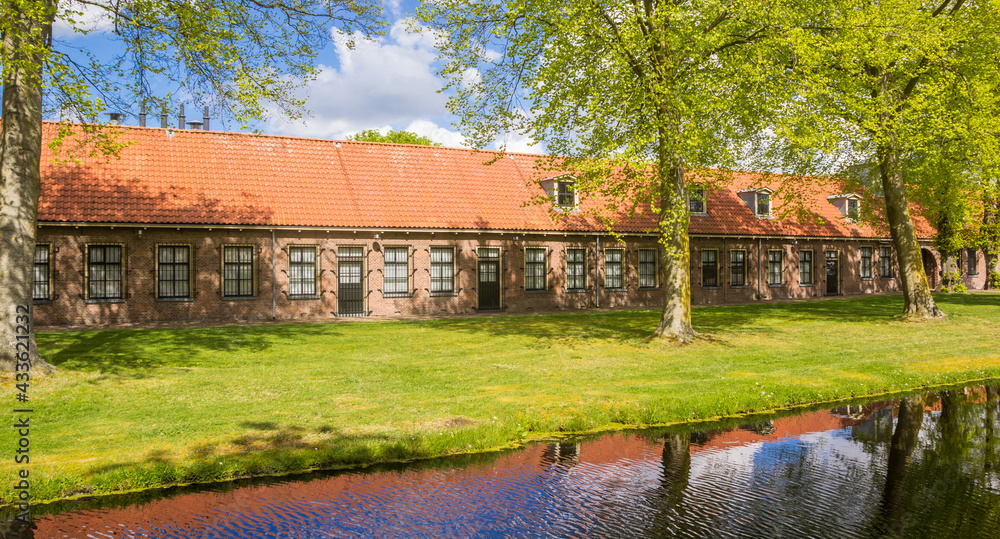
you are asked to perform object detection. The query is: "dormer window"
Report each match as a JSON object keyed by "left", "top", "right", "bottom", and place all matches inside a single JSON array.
[
  {"left": 827, "top": 194, "right": 862, "bottom": 221},
  {"left": 738, "top": 188, "right": 773, "bottom": 218},
  {"left": 557, "top": 180, "right": 576, "bottom": 208},
  {"left": 688, "top": 186, "right": 706, "bottom": 214},
  {"left": 756, "top": 192, "right": 771, "bottom": 217}
]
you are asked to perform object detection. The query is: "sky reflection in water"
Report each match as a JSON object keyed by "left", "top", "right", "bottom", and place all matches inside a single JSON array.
[{"left": 22, "top": 385, "right": 1000, "bottom": 538}]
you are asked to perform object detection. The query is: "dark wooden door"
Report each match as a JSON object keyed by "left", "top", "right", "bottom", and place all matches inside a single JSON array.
[
  {"left": 338, "top": 260, "right": 364, "bottom": 315},
  {"left": 478, "top": 259, "right": 501, "bottom": 311},
  {"left": 825, "top": 251, "right": 839, "bottom": 295}
]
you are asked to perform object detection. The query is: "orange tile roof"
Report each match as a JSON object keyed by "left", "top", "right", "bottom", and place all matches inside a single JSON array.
[{"left": 38, "top": 122, "right": 934, "bottom": 239}]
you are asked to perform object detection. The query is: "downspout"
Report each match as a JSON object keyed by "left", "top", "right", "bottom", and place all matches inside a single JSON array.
[
  {"left": 757, "top": 237, "right": 762, "bottom": 300},
  {"left": 723, "top": 237, "right": 727, "bottom": 304},
  {"left": 271, "top": 229, "right": 276, "bottom": 319},
  {"left": 595, "top": 235, "right": 600, "bottom": 308}
]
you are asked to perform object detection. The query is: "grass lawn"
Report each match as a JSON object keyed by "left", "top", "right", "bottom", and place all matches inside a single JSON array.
[{"left": 4, "top": 293, "right": 1000, "bottom": 505}]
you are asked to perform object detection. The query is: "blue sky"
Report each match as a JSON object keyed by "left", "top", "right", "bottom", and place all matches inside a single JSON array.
[{"left": 50, "top": 0, "right": 540, "bottom": 152}]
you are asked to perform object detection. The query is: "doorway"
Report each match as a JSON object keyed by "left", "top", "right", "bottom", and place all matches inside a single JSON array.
[
  {"left": 825, "top": 251, "right": 839, "bottom": 295},
  {"left": 477, "top": 247, "right": 501, "bottom": 312},
  {"left": 338, "top": 246, "right": 365, "bottom": 316},
  {"left": 921, "top": 249, "right": 938, "bottom": 290}
]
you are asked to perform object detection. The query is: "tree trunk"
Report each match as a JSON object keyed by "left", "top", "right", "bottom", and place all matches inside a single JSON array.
[
  {"left": 878, "top": 144, "right": 943, "bottom": 319},
  {"left": 940, "top": 250, "right": 958, "bottom": 291},
  {"left": 0, "top": 0, "right": 56, "bottom": 373},
  {"left": 652, "top": 162, "right": 696, "bottom": 343},
  {"left": 878, "top": 395, "right": 925, "bottom": 533}
]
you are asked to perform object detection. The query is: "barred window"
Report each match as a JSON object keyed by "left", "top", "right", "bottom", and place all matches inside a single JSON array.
[
  {"left": 33, "top": 244, "right": 50, "bottom": 301},
  {"left": 430, "top": 247, "right": 455, "bottom": 294},
  {"left": 639, "top": 249, "right": 657, "bottom": 288},
  {"left": 566, "top": 248, "right": 586, "bottom": 291},
  {"left": 288, "top": 246, "right": 317, "bottom": 297},
  {"left": 731, "top": 250, "right": 746, "bottom": 287},
  {"left": 799, "top": 250, "right": 813, "bottom": 285},
  {"left": 223, "top": 245, "right": 254, "bottom": 297},
  {"left": 158, "top": 245, "right": 191, "bottom": 299},
  {"left": 88, "top": 245, "right": 123, "bottom": 299},
  {"left": 860, "top": 247, "right": 873, "bottom": 279},
  {"left": 768, "top": 250, "right": 783, "bottom": 286},
  {"left": 967, "top": 248, "right": 979, "bottom": 276},
  {"left": 702, "top": 250, "right": 718, "bottom": 287},
  {"left": 880, "top": 246, "right": 894, "bottom": 278},
  {"left": 604, "top": 249, "right": 624, "bottom": 289},
  {"left": 383, "top": 247, "right": 410, "bottom": 297},
  {"left": 524, "top": 248, "right": 546, "bottom": 291},
  {"left": 689, "top": 188, "right": 706, "bottom": 214}
]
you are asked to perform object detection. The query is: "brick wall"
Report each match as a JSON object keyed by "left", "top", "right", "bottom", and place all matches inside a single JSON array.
[{"left": 32, "top": 225, "right": 967, "bottom": 328}]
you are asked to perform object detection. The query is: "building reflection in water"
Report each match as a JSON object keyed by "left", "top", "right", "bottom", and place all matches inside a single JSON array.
[{"left": 10, "top": 385, "right": 1000, "bottom": 539}]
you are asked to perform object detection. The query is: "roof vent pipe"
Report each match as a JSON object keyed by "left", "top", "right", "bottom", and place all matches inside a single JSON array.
[
  {"left": 105, "top": 112, "right": 124, "bottom": 125},
  {"left": 160, "top": 107, "right": 168, "bottom": 129},
  {"left": 177, "top": 104, "right": 186, "bottom": 129},
  {"left": 139, "top": 105, "right": 147, "bottom": 127},
  {"left": 203, "top": 107, "right": 210, "bottom": 131}
]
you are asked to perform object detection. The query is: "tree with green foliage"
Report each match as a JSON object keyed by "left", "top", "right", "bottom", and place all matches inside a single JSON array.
[
  {"left": 0, "top": 0, "right": 384, "bottom": 372},
  {"left": 419, "top": 0, "right": 781, "bottom": 342},
  {"left": 769, "top": 0, "right": 1000, "bottom": 319},
  {"left": 347, "top": 128, "right": 442, "bottom": 146}
]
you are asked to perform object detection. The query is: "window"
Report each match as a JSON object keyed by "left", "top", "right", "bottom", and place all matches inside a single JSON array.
[
  {"left": 880, "top": 246, "right": 894, "bottom": 278},
  {"left": 688, "top": 187, "right": 706, "bottom": 214},
  {"left": 88, "top": 244, "right": 123, "bottom": 299},
  {"left": 430, "top": 247, "right": 455, "bottom": 294},
  {"left": 222, "top": 245, "right": 254, "bottom": 298},
  {"left": 860, "top": 247, "right": 873, "bottom": 279},
  {"left": 566, "top": 248, "right": 587, "bottom": 291},
  {"left": 157, "top": 245, "right": 191, "bottom": 299},
  {"left": 768, "top": 250, "right": 783, "bottom": 286},
  {"left": 847, "top": 198, "right": 860, "bottom": 220},
  {"left": 383, "top": 247, "right": 410, "bottom": 297},
  {"left": 799, "top": 250, "right": 813, "bottom": 285},
  {"left": 702, "top": 250, "right": 719, "bottom": 287},
  {"left": 967, "top": 248, "right": 979, "bottom": 276},
  {"left": 756, "top": 192, "right": 771, "bottom": 217},
  {"left": 556, "top": 181, "right": 576, "bottom": 208},
  {"left": 288, "top": 246, "right": 317, "bottom": 297},
  {"left": 639, "top": 249, "right": 657, "bottom": 288},
  {"left": 604, "top": 248, "right": 624, "bottom": 289},
  {"left": 524, "top": 248, "right": 547, "bottom": 291},
  {"left": 33, "top": 244, "right": 50, "bottom": 301},
  {"left": 730, "top": 250, "right": 747, "bottom": 287}
]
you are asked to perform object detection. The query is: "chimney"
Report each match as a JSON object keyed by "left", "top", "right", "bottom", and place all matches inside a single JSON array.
[
  {"left": 105, "top": 112, "right": 124, "bottom": 125},
  {"left": 203, "top": 107, "right": 210, "bottom": 131},
  {"left": 177, "top": 104, "right": 185, "bottom": 129},
  {"left": 160, "top": 106, "right": 168, "bottom": 129},
  {"left": 186, "top": 121, "right": 204, "bottom": 130},
  {"left": 139, "top": 105, "right": 147, "bottom": 127}
]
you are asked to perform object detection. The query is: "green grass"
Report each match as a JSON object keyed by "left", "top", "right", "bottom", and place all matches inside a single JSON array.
[{"left": 5, "top": 293, "right": 1000, "bottom": 505}]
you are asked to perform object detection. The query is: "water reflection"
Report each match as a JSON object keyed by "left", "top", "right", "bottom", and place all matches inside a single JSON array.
[{"left": 7, "top": 384, "right": 1000, "bottom": 538}]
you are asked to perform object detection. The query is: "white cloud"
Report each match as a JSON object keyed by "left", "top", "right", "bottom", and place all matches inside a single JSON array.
[
  {"left": 403, "top": 119, "right": 467, "bottom": 147},
  {"left": 53, "top": 0, "right": 116, "bottom": 39},
  {"left": 266, "top": 19, "right": 450, "bottom": 140}
]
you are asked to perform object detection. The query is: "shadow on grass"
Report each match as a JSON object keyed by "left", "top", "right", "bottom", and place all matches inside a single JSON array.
[{"left": 38, "top": 323, "right": 343, "bottom": 378}]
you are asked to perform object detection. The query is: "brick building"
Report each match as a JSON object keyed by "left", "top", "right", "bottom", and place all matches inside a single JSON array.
[{"left": 30, "top": 123, "right": 989, "bottom": 328}]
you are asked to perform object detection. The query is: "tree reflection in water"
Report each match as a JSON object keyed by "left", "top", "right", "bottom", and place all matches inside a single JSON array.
[{"left": 14, "top": 385, "right": 1000, "bottom": 539}]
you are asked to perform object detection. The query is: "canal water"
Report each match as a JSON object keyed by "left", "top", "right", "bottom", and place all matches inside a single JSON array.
[{"left": 10, "top": 384, "right": 1000, "bottom": 538}]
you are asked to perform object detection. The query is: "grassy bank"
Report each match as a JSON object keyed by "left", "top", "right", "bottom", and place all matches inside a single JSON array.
[{"left": 5, "top": 293, "right": 1000, "bottom": 505}]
